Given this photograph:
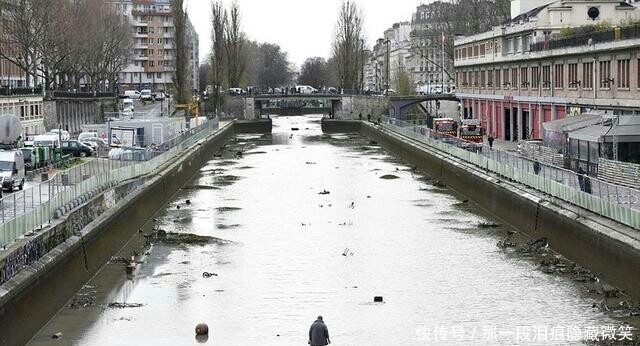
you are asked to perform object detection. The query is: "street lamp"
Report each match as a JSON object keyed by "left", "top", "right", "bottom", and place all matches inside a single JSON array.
[{"left": 384, "top": 39, "right": 390, "bottom": 95}]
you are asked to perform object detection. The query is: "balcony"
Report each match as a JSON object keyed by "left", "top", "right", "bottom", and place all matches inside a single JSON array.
[{"left": 529, "top": 24, "right": 640, "bottom": 53}]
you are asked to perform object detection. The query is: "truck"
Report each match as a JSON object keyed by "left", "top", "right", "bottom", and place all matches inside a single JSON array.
[
  {"left": 458, "top": 119, "right": 484, "bottom": 152},
  {"left": 432, "top": 117, "right": 458, "bottom": 138},
  {"left": 0, "top": 150, "right": 25, "bottom": 191}
]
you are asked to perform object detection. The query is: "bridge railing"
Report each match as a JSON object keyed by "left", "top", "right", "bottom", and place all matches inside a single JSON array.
[
  {"left": 380, "top": 116, "right": 640, "bottom": 230},
  {"left": 0, "top": 118, "right": 220, "bottom": 247}
]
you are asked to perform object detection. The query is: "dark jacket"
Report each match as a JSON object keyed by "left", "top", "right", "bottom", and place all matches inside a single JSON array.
[{"left": 309, "top": 319, "right": 330, "bottom": 346}]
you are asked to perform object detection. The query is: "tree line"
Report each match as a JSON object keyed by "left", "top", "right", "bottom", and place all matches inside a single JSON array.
[{"left": 0, "top": 0, "right": 132, "bottom": 96}]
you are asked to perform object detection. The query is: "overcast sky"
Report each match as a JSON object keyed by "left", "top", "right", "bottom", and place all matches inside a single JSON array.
[{"left": 186, "top": 0, "right": 423, "bottom": 69}]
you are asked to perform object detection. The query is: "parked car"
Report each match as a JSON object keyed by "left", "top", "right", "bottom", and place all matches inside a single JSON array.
[
  {"left": 61, "top": 140, "right": 93, "bottom": 157},
  {"left": 140, "top": 89, "right": 153, "bottom": 101},
  {"left": 48, "top": 129, "right": 70, "bottom": 141},
  {"left": 124, "top": 90, "right": 141, "bottom": 99},
  {"left": 516, "top": 139, "right": 544, "bottom": 155},
  {"left": 153, "top": 92, "right": 167, "bottom": 101},
  {"left": 78, "top": 131, "right": 99, "bottom": 142},
  {"left": 327, "top": 87, "right": 339, "bottom": 94},
  {"left": 228, "top": 88, "right": 244, "bottom": 96},
  {"left": 83, "top": 137, "right": 108, "bottom": 148}
]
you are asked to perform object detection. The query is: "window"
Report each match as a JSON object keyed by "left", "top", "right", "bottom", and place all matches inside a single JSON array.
[
  {"left": 617, "top": 59, "right": 629, "bottom": 89},
  {"left": 147, "top": 73, "right": 153, "bottom": 79},
  {"left": 510, "top": 68, "right": 517, "bottom": 88},
  {"left": 583, "top": 62, "right": 593, "bottom": 89},
  {"left": 554, "top": 64, "right": 564, "bottom": 89},
  {"left": 507, "top": 38, "right": 513, "bottom": 54},
  {"left": 523, "top": 35, "right": 531, "bottom": 52},
  {"left": 480, "top": 70, "right": 485, "bottom": 87},
  {"left": 503, "top": 68, "right": 509, "bottom": 88},
  {"left": 520, "top": 67, "right": 528, "bottom": 88},
  {"left": 157, "top": 72, "right": 162, "bottom": 78},
  {"left": 149, "top": 61, "right": 154, "bottom": 67},
  {"left": 479, "top": 44, "right": 485, "bottom": 56},
  {"left": 495, "top": 68, "right": 501, "bottom": 87},
  {"left": 148, "top": 49, "right": 154, "bottom": 56},
  {"left": 474, "top": 71, "right": 479, "bottom": 86},
  {"left": 568, "top": 63, "right": 578, "bottom": 88},
  {"left": 516, "top": 36, "right": 522, "bottom": 53},
  {"left": 473, "top": 45, "right": 478, "bottom": 57},
  {"left": 599, "top": 60, "right": 611, "bottom": 88},
  {"left": 542, "top": 66, "right": 551, "bottom": 88},
  {"left": 531, "top": 66, "right": 539, "bottom": 88},
  {"left": 487, "top": 69, "right": 493, "bottom": 87}
]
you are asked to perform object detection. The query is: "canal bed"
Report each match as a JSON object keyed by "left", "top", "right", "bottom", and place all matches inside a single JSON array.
[{"left": 26, "top": 115, "right": 631, "bottom": 346}]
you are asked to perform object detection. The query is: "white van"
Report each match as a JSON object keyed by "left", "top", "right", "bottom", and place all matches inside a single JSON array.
[
  {"left": 122, "top": 98, "right": 134, "bottom": 114},
  {"left": 33, "top": 134, "right": 61, "bottom": 148},
  {"left": 48, "top": 129, "right": 70, "bottom": 141},
  {"left": 296, "top": 85, "right": 318, "bottom": 94},
  {"left": 140, "top": 89, "right": 152, "bottom": 101},
  {"left": 0, "top": 150, "right": 25, "bottom": 191},
  {"left": 124, "top": 90, "right": 141, "bottom": 99}
]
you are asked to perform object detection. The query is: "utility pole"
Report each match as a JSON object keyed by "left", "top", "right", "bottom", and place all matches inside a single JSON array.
[
  {"left": 441, "top": 31, "right": 446, "bottom": 92},
  {"left": 385, "top": 39, "right": 390, "bottom": 94}
]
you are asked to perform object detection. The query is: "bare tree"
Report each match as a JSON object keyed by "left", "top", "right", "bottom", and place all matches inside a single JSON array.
[
  {"left": 331, "top": 0, "right": 366, "bottom": 90},
  {"left": 256, "top": 43, "right": 291, "bottom": 89},
  {"left": 0, "top": 0, "right": 50, "bottom": 87},
  {"left": 198, "top": 61, "right": 211, "bottom": 92},
  {"left": 225, "top": 1, "right": 245, "bottom": 88},
  {"left": 210, "top": 1, "right": 227, "bottom": 113},
  {"left": 297, "top": 57, "right": 329, "bottom": 88},
  {"left": 171, "top": 0, "right": 189, "bottom": 103}
]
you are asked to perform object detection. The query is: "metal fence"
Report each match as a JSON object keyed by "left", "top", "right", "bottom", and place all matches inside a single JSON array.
[
  {"left": 0, "top": 117, "right": 220, "bottom": 247},
  {"left": 381, "top": 117, "right": 640, "bottom": 230}
]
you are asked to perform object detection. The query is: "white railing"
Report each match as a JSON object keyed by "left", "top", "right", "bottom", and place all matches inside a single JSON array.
[
  {"left": 380, "top": 116, "right": 640, "bottom": 230},
  {"left": 0, "top": 118, "right": 221, "bottom": 247}
]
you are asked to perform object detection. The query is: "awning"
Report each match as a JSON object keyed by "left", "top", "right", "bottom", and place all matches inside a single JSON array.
[
  {"left": 542, "top": 114, "right": 604, "bottom": 133},
  {"left": 568, "top": 124, "right": 640, "bottom": 142}
]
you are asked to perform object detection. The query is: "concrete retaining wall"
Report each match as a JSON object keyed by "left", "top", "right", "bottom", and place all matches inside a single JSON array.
[
  {"left": 323, "top": 119, "right": 640, "bottom": 299},
  {"left": 0, "top": 122, "right": 243, "bottom": 346}
]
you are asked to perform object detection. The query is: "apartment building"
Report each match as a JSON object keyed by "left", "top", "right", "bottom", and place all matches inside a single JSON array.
[
  {"left": 113, "top": 0, "right": 198, "bottom": 93},
  {"left": 454, "top": 0, "right": 640, "bottom": 142},
  {"left": 369, "top": 22, "right": 412, "bottom": 92},
  {"left": 407, "top": 3, "right": 453, "bottom": 92}
]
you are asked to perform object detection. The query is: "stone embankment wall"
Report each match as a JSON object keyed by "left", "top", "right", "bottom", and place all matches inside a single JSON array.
[
  {"left": 334, "top": 96, "right": 389, "bottom": 119},
  {"left": 322, "top": 118, "right": 640, "bottom": 300}
]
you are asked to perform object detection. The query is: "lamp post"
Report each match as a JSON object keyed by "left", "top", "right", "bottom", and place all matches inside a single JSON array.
[{"left": 385, "top": 39, "right": 390, "bottom": 95}]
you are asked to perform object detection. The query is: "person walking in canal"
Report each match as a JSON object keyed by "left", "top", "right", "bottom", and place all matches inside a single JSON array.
[
  {"left": 309, "top": 315, "right": 331, "bottom": 346},
  {"left": 487, "top": 133, "right": 495, "bottom": 149}
]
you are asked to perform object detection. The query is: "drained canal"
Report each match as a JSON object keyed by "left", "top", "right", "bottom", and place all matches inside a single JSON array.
[{"left": 26, "top": 115, "right": 636, "bottom": 345}]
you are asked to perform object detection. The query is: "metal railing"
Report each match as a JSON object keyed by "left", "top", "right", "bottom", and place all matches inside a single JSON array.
[
  {"left": 0, "top": 117, "right": 220, "bottom": 247},
  {"left": 381, "top": 117, "right": 640, "bottom": 230}
]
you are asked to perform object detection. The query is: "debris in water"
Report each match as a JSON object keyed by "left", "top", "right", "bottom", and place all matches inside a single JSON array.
[
  {"left": 52, "top": 332, "right": 63, "bottom": 339},
  {"left": 432, "top": 180, "right": 446, "bottom": 188},
  {"left": 374, "top": 296, "right": 384, "bottom": 302},
  {"left": 349, "top": 202, "right": 355, "bottom": 209},
  {"left": 379, "top": 174, "right": 399, "bottom": 179},
  {"left": 202, "top": 272, "right": 218, "bottom": 278},
  {"left": 478, "top": 222, "right": 501, "bottom": 228},
  {"left": 195, "top": 323, "right": 209, "bottom": 335},
  {"left": 291, "top": 127, "right": 299, "bottom": 131},
  {"left": 108, "top": 302, "right": 144, "bottom": 308},
  {"left": 318, "top": 189, "right": 330, "bottom": 195},
  {"left": 186, "top": 199, "right": 191, "bottom": 205},
  {"left": 306, "top": 161, "right": 316, "bottom": 165}
]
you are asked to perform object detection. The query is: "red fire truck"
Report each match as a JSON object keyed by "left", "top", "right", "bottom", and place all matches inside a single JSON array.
[
  {"left": 432, "top": 117, "right": 458, "bottom": 139},
  {"left": 458, "top": 119, "right": 484, "bottom": 151}
]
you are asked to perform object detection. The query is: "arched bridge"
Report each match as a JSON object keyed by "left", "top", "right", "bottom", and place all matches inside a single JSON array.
[{"left": 388, "top": 94, "right": 459, "bottom": 119}]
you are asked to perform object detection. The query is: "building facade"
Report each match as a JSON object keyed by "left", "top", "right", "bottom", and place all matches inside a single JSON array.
[
  {"left": 368, "top": 22, "right": 412, "bottom": 92},
  {"left": 408, "top": 3, "right": 454, "bottom": 92},
  {"left": 454, "top": 0, "right": 640, "bottom": 142},
  {"left": 113, "top": 0, "right": 198, "bottom": 93}
]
